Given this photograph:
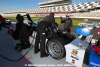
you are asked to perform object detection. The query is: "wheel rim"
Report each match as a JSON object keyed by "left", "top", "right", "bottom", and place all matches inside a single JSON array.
[{"left": 48, "top": 42, "right": 62, "bottom": 58}]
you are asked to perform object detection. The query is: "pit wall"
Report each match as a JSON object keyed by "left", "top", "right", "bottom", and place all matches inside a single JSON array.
[{"left": 1, "top": 13, "right": 100, "bottom": 22}]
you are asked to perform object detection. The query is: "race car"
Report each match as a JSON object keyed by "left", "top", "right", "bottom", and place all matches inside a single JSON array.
[
  {"left": 78, "top": 22, "right": 99, "bottom": 29},
  {"left": 29, "top": 23, "right": 78, "bottom": 59},
  {"left": 29, "top": 24, "right": 95, "bottom": 67},
  {"left": 14, "top": 14, "right": 78, "bottom": 59},
  {"left": 0, "top": 18, "right": 11, "bottom": 25},
  {"left": 5, "top": 18, "right": 11, "bottom": 25},
  {"left": 0, "top": 15, "right": 11, "bottom": 25}
]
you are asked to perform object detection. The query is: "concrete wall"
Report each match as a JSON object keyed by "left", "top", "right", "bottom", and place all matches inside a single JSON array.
[{"left": 1, "top": 13, "right": 100, "bottom": 22}]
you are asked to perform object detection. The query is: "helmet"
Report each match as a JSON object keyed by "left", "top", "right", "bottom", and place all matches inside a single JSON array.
[{"left": 23, "top": 20, "right": 31, "bottom": 26}]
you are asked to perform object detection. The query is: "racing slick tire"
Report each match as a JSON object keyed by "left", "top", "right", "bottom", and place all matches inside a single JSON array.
[{"left": 46, "top": 38, "right": 67, "bottom": 60}]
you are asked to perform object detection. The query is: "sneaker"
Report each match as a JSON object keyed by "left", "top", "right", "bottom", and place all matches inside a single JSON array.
[
  {"left": 40, "top": 53, "right": 49, "bottom": 58},
  {"left": 34, "top": 49, "right": 40, "bottom": 54}
]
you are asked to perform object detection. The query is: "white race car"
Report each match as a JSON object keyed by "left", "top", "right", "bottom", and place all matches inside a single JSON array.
[
  {"left": 78, "top": 22, "right": 99, "bottom": 29},
  {"left": 78, "top": 23, "right": 86, "bottom": 27}
]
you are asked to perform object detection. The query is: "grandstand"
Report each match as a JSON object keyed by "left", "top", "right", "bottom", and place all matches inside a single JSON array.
[
  {"left": 2, "top": 0, "right": 100, "bottom": 18},
  {"left": 39, "top": 0, "right": 71, "bottom": 8}
]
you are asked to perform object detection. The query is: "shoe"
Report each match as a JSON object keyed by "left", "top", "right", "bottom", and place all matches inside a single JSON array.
[
  {"left": 15, "top": 43, "right": 20, "bottom": 50},
  {"left": 34, "top": 49, "right": 40, "bottom": 54},
  {"left": 17, "top": 46, "right": 22, "bottom": 52},
  {"left": 40, "top": 53, "right": 49, "bottom": 58}
]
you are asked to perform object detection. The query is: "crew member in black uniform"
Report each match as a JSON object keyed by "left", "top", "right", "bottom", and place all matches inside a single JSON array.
[
  {"left": 12, "top": 14, "right": 24, "bottom": 40},
  {"left": 34, "top": 13, "right": 55, "bottom": 58},
  {"left": 60, "top": 14, "right": 73, "bottom": 33}
]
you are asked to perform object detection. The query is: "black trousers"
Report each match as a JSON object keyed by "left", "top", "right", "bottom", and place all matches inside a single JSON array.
[
  {"left": 19, "top": 25, "right": 31, "bottom": 49},
  {"left": 12, "top": 22, "right": 22, "bottom": 39},
  {"left": 12, "top": 28, "right": 20, "bottom": 39},
  {"left": 34, "top": 25, "right": 47, "bottom": 56},
  {"left": 20, "top": 36, "right": 30, "bottom": 49},
  {"left": 64, "top": 27, "right": 71, "bottom": 33}
]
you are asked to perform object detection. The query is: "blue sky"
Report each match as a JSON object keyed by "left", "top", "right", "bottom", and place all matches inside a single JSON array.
[{"left": 0, "top": 0, "right": 99, "bottom": 13}]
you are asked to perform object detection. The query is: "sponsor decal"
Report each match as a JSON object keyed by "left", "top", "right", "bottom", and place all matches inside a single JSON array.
[
  {"left": 70, "top": 55, "right": 79, "bottom": 60},
  {"left": 71, "top": 59, "right": 75, "bottom": 64},
  {"left": 70, "top": 49, "right": 79, "bottom": 60},
  {"left": 71, "top": 49, "right": 78, "bottom": 56},
  {"left": 90, "top": 62, "right": 100, "bottom": 67}
]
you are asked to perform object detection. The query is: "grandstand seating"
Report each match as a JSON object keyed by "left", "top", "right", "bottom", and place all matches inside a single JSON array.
[{"left": 2, "top": 1, "right": 100, "bottom": 18}]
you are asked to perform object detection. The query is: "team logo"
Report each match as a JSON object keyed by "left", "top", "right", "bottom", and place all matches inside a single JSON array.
[
  {"left": 71, "top": 59, "right": 75, "bottom": 64},
  {"left": 71, "top": 49, "right": 78, "bottom": 56},
  {"left": 71, "top": 49, "right": 79, "bottom": 60}
]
